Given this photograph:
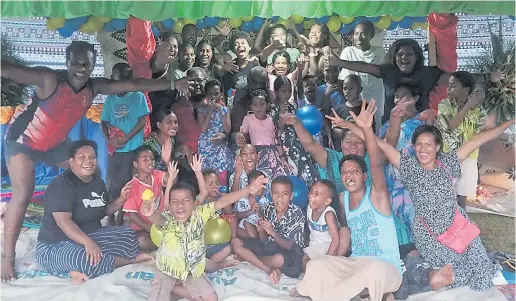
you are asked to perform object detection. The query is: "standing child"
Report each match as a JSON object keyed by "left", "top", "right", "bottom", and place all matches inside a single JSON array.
[
  {"left": 141, "top": 162, "right": 268, "bottom": 301},
  {"left": 198, "top": 79, "right": 234, "bottom": 186},
  {"left": 437, "top": 71, "right": 487, "bottom": 209},
  {"left": 239, "top": 88, "right": 287, "bottom": 179},
  {"left": 231, "top": 176, "right": 306, "bottom": 283},
  {"left": 266, "top": 50, "right": 302, "bottom": 104},
  {"left": 234, "top": 170, "right": 269, "bottom": 238},
  {"left": 100, "top": 63, "right": 150, "bottom": 225},
  {"left": 303, "top": 180, "right": 345, "bottom": 268},
  {"left": 202, "top": 168, "right": 240, "bottom": 264},
  {"left": 121, "top": 146, "right": 176, "bottom": 251}
]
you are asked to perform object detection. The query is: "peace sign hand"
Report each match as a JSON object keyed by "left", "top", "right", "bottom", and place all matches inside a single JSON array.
[{"left": 325, "top": 108, "right": 352, "bottom": 129}]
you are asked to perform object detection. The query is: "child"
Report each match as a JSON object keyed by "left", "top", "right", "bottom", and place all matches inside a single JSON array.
[
  {"left": 202, "top": 168, "right": 240, "bottom": 264},
  {"left": 122, "top": 145, "right": 178, "bottom": 251},
  {"left": 100, "top": 63, "right": 150, "bottom": 225},
  {"left": 302, "top": 180, "right": 343, "bottom": 268},
  {"left": 234, "top": 170, "right": 269, "bottom": 238},
  {"left": 299, "top": 75, "right": 323, "bottom": 145},
  {"left": 315, "top": 65, "right": 343, "bottom": 111},
  {"left": 437, "top": 71, "right": 487, "bottom": 209},
  {"left": 240, "top": 88, "right": 287, "bottom": 179},
  {"left": 271, "top": 76, "right": 318, "bottom": 187},
  {"left": 141, "top": 160, "right": 268, "bottom": 301},
  {"left": 231, "top": 176, "right": 306, "bottom": 283},
  {"left": 266, "top": 50, "right": 302, "bottom": 104},
  {"left": 198, "top": 79, "right": 234, "bottom": 186},
  {"left": 178, "top": 43, "right": 196, "bottom": 77}
]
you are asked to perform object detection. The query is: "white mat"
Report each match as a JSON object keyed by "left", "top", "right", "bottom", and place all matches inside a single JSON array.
[{"left": 0, "top": 229, "right": 508, "bottom": 301}]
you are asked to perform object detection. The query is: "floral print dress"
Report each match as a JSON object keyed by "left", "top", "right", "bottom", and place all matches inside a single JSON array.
[{"left": 197, "top": 105, "right": 234, "bottom": 173}]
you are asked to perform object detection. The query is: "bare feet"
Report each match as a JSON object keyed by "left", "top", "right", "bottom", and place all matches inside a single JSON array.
[
  {"left": 429, "top": 264, "right": 454, "bottom": 290},
  {"left": 289, "top": 287, "right": 303, "bottom": 298},
  {"left": 269, "top": 268, "right": 281, "bottom": 283},
  {"left": 69, "top": 271, "right": 90, "bottom": 284},
  {"left": 1, "top": 255, "right": 16, "bottom": 282},
  {"left": 134, "top": 253, "right": 154, "bottom": 264},
  {"left": 382, "top": 293, "right": 394, "bottom": 301},
  {"left": 219, "top": 259, "right": 239, "bottom": 269}
]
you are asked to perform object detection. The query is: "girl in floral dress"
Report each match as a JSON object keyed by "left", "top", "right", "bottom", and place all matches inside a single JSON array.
[
  {"left": 197, "top": 79, "right": 234, "bottom": 186},
  {"left": 270, "top": 76, "right": 317, "bottom": 187},
  {"left": 144, "top": 109, "right": 177, "bottom": 171}
]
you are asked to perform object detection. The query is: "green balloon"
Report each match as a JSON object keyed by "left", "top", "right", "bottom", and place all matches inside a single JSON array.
[{"left": 205, "top": 218, "right": 231, "bottom": 245}]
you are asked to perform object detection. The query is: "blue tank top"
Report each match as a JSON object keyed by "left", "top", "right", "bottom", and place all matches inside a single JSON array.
[{"left": 342, "top": 185, "right": 402, "bottom": 274}]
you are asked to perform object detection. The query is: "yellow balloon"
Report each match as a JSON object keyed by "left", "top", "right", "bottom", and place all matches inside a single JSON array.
[
  {"left": 80, "top": 24, "right": 94, "bottom": 34},
  {"left": 276, "top": 18, "right": 290, "bottom": 27},
  {"left": 86, "top": 16, "right": 104, "bottom": 32},
  {"left": 173, "top": 20, "right": 185, "bottom": 33},
  {"left": 229, "top": 18, "right": 242, "bottom": 28},
  {"left": 290, "top": 15, "right": 305, "bottom": 24},
  {"left": 390, "top": 16, "right": 404, "bottom": 22},
  {"left": 410, "top": 22, "right": 421, "bottom": 30},
  {"left": 339, "top": 16, "right": 355, "bottom": 24},
  {"left": 150, "top": 224, "right": 163, "bottom": 247},
  {"left": 421, "top": 22, "right": 428, "bottom": 30},
  {"left": 303, "top": 18, "right": 315, "bottom": 30},
  {"left": 217, "top": 20, "right": 226, "bottom": 28},
  {"left": 326, "top": 16, "right": 341, "bottom": 32},
  {"left": 376, "top": 16, "right": 391, "bottom": 30},
  {"left": 46, "top": 17, "right": 66, "bottom": 30},
  {"left": 183, "top": 18, "right": 196, "bottom": 25},
  {"left": 97, "top": 17, "right": 112, "bottom": 23},
  {"left": 241, "top": 16, "right": 254, "bottom": 22},
  {"left": 204, "top": 218, "right": 231, "bottom": 245}
]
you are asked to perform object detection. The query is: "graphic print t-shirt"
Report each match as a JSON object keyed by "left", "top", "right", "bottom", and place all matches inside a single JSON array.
[{"left": 38, "top": 169, "right": 109, "bottom": 244}]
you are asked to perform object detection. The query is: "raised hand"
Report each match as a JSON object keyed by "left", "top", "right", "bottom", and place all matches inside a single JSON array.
[
  {"left": 215, "top": 20, "right": 233, "bottom": 37},
  {"left": 418, "top": 109, "right": 436, "bottom": 124},
  {"left": 161, "top": 137, "right": 172, "bottom": 165},
  {"left": 467, "top": 90, "right": 486, "bottom": 108},
  {"left": 167, "top": 161, "right": 179, "bottom": 184},
  {"left": 174, "top": 77, "right": 192, "bottom": 94},
  {"left": 236, "top": 126, "right": 247, "bottom": 146},
  {"left": 266, "top": 65, "right": 275, "bottom": 74},
  {"left": 235, "top": 155, "right": 244, "bottom": 175},
  {"left": 325, "top": 108, "right": 353, "bottom": 129},
  {"left": 248, "top": 175, "right": 268, "bottom": 194},
  {"left": 222, "top": 61, "right": 239, "bottom": 73},
  {"left": 391, "top": 97, "right": 417, "bottom": 119},
  {"left": 350, "top": 100, "right": 376, "bottom": 130},
  {"left": 119, "top": 181, "right": 133, "bottom": 201},
  {"left": 189, "top": 154, "right": 204, "bottom": 172}
]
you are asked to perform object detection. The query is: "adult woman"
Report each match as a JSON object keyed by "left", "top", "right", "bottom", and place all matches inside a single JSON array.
[
  {"left": 144, "top": 109, "right": 178, "bottom": 171},
  {"left": 35, "top": 140, "right": 152, "bottom": 284},
  {"left": 194, "top": 39, "right": 224, "bottom": 79},
  {"left": 339, "top": 21, "right": 385, "bottom": 132},
  {"left": 299, "top": 23, "right": 331, "bottom": 81},
  {"left": 340, "top": 101, "right": 515, "bottom": 291},
  {"left": 329, "top": 38, "right": 502, "bottom": 124}
]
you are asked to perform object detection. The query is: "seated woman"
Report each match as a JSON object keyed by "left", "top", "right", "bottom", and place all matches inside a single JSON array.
[{"left": 36, "top": 140, "right": 152, "bottom": 284}]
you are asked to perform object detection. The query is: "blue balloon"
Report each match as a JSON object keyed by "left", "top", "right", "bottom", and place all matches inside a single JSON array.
[
  {"left": 64, "top": 16, "right": 88, "bottom": 31},
  {"left": 109, "top": 18, "right": 127, "bottom": 31},
  {"left": 354, "top": 16, "right": 366, "bottom": 23},
  {"left": 339, "top": 23, "right": 354, "bottom": 34},
  {"left": 205, "top": 17, "right": 219, "bottom": 28},
  {"left": 296, "top": 23, "right": 303, "bottom": 33},
  {"left": 387, "top": 21, "right": 399, "bottom": 31},
  {"left": 57, "top": 26, "right": 74, "bottom": 38},
  {"left": 288, "top": 176, "right": 309, "bottom": 209},
  {"left": 315, "top": 16, "right": 329, "bottom": 24},
  {"left": 509, "top": 15, "right": 515, "bottom": 21},
  {"left": 103, "top": 22, "right": 115, "bottom": 32},
  {"left": 413, "top": 16, "right": 427, "bottom": 23},
  {"left": 296, "top": 105, "right": 323, "bottom": 135},
  {"left": 251, "top": 17, "right": 265, "bottom": 31},
  {"left": 398, "top": 17, "right": 414, "bottom": 29},
  {"left": 367, "top": 16, "right": 380, "bottom": 23},
  {"left": 196, "top": 18, "right": 206, "bottom": 29},
  {"left": 219, "top": 186, "right": 229, "bottom": 194},
  {"left": 151, "top": 25, "right": 160, "bottom": 37},
  {"left": 161, "top": 19, "right": 174, "bottom": 29},
  {"left": 270, "top": 16, "right": 279, "bottom": 23},
  {"left": 240, "top": 21, "right": 252, "bottom": 32}
]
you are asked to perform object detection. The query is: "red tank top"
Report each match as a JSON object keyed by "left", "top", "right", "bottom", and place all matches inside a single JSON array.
[{"left": 6, "top": 76, "right": 94, "bottom": 151}]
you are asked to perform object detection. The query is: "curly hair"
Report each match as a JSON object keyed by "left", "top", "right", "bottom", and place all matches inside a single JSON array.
[
  {"left": 229, "top": 31, "right": 252, "bottom": 53},
  {"left": 249, "top": 88, "right": 269, "bottom": 102},
  {"left": 385, "top": 38, "right": 425, "bottom": 72}
]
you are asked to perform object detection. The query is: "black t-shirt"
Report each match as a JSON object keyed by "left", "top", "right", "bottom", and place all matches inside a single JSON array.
[
  {"left": 334, "top": 102, "right": 376, "bottom": 133},
  {"left": 378, "top": 64, "right": 444, "bottom": 124},
  {"left": 38, "top": 169, "right": 110, "bottom": 244},
  {"left": 222, "top": 60, "right": 260, "bottom": 103}
]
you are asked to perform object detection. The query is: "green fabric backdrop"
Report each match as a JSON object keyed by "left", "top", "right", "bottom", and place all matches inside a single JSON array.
[{"left": 1, "top": 1, "right": 514, "bottom": 20}]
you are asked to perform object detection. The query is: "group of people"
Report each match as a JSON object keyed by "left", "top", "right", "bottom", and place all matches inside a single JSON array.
[{"left": 1, "top": 18, "right": 514, "bottom": 301}]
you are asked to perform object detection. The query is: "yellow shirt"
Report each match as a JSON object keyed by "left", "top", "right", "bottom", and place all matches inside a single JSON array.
[
  {"left": 156, "top": 202, "right": 216, "bottom": 280},
  {"left": 437, "top": 98, "right": 487, "bottom": 159}
]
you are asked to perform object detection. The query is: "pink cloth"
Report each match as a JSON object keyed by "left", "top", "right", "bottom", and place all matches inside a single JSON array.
[
  {"left": 241, "top": 114, "right": 276, "bottom": 146},
  {"left": 122, "top": 170, "right": 165, "bottom": 230}
]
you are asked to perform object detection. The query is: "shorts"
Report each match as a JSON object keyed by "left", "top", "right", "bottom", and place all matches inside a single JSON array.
[
  {"left": 456, "top": 157, "right": 478, "bottom": 197},
  {"left": 106, "top": 151, "right": 134, "bottom": 200},
  {"left": 148, "top": 270, "right": 214, "bottom": 301},
  {"left": 242, "top": 238, "right": 304, "bottom": 278},
  {"left": 206, "top": 243, "right": 229, "bottom": 259},
  {"left": 304, "top": 242, "right": 331, "bottom": 259},
  {"left": 238, "top": 212, "right": 260, "bottom": 229},
  {"left": 4, "top": 139, "right": 72, "bottom": 166}
]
